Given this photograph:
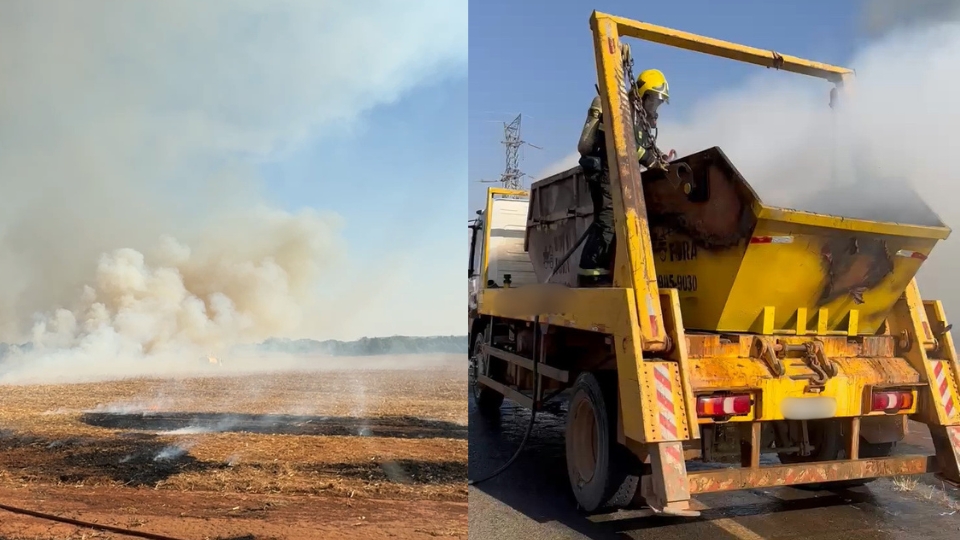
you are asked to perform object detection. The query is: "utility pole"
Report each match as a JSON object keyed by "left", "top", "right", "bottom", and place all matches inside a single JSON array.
[{"left": 482, "top": 114, "right": 540, "bottom": 191}]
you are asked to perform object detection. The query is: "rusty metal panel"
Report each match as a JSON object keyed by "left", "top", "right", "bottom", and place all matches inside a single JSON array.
[
  {"left": 525, "top": 167, "right": 593, "bottom": 287},
  {"left": 688, "top": 455, "right": 938, "bottom": 494},
  {"left": 818, "top": 235, "right": 893, "bottom": 305},
  {"left": 834, "top": 356, "right": 921, "bottom": 386},
  {"left": 688, "top": 356, "right": 770, "bottom": 391},
  {"left": 644, "top": 147, "right": 757, "bottom": 249},
  {"left": 685, "top": 334, "right": 723, "bottom": 359},
  {"left": 860, "top": 336, "right": 896, "bottom": 358},
  {"left": 685, "top": 334, "right": 743, "bottom": 359}
]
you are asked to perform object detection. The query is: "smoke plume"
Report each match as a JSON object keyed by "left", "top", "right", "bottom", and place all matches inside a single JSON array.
[
  {"left": 860, "top": 0, "right": 960, "bottom": 36},
  {"left": 658, "top": 18, "right": 960, "bottom": 311},
  {"left": 0, "top": 1, "right": 465, "bottom": 382},
  {"left": 30, "top": 208, "right": 339, "bottom": 356}
]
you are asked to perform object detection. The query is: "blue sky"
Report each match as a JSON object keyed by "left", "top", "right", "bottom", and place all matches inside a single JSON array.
[
  {"left": 259, "top": 72, "right": 468, "bottom": 339},
  {"left": 262, "top": 73, "right": 466, "bottom": 279},
  {"left": 468, "top": 0, "right": 869, "bottom": 214}
]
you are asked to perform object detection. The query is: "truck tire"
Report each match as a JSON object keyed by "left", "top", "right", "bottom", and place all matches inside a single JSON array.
[
  {"left": 565, "top": 372, "right": 640, "bottom": 512},
  {"left": 776, "top": 419, "right": 895, "bottom": 489},
  {"left": 471, "top": 332, "right": 504, "bottom": 417}
]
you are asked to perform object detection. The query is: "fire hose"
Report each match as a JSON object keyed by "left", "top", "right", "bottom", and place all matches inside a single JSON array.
[
  {"left": 468, "top": 314, "right": 542, "bottom": 487},
  {"left": 469, "top": 223, "right": 596, "bottom": 486},
  {"left": 0, "top": 502, "right": 188, "bottom": 540},
  {"left": 471, "top": 43, "right": 682, "bottom": 487}
]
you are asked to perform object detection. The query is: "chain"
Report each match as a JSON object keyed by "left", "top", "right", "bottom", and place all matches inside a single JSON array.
[
  {"left": 829, "top": 86, "right": 839, "bottom": 187},
  {"left": 621, "top": 44, "right": 669, "bottom": 171}
]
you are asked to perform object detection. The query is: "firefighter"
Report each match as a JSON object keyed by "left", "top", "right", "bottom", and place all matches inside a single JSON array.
[{"left": 576, "top": 69, "right": 670, "bottom": 287}]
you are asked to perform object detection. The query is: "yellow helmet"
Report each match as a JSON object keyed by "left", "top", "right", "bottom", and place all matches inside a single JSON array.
[{"left": 636, "top": 69, "right": 669, "bottom": 103}]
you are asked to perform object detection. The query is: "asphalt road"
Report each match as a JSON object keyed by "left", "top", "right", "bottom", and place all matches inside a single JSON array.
[{"left": 468, "top": 393, "right": 960, "bottom": 540}]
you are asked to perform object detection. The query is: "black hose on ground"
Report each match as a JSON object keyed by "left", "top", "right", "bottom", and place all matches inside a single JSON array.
[
  {"left": 0, "top": 502, "right": 187, "bottom": 540},
  {"left": 468, "top": 316, "right": 542, "bottom": 486}
]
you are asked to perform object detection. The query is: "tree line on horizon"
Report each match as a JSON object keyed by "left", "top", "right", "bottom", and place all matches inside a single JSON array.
[
  {"left": 0, "top": 335, "right": 468, "bottom": 359},
  {"left": 253, "top": 335, "right": 468, "bottom": 356}
]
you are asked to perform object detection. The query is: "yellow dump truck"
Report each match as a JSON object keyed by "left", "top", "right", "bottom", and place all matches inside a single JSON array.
[{"left": 467, "top": 11, "right": 960, "bottom": 516}]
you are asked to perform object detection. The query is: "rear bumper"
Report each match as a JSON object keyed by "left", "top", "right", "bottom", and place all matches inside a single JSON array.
[{"left": 688, "top": 454, "right": 937, "bottom": 494}]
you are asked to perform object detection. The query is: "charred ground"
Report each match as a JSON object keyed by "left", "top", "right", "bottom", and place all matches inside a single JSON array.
[{"left": 0, "top": 353, "right": 467, "bottom": 539}]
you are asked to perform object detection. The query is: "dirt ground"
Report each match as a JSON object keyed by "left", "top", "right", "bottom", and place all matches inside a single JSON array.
[{"left": 0, "top": 353, "right": 467, "bottom": 539}]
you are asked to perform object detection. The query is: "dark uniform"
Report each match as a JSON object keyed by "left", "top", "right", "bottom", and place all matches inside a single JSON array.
[{"left": 576, "top": 95, "right": 661, "bottom": 286}]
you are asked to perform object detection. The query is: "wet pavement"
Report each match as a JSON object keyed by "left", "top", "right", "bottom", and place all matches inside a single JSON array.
[{"left": 469, "top": 393, "right": 960, "bottom": 539}]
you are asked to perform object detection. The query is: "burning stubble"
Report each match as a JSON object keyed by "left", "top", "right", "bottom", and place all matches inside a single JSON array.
[{"left": 0, "top": 214, "right": 342, "bottom": 385}]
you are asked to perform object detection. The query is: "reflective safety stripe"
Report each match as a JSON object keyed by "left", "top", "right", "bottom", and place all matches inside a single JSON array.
[{"left": 579, "top": 268, "right": 610, "bottom": 276}]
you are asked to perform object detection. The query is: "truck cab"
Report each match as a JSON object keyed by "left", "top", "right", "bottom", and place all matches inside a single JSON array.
[{"left": 468, "top": 188, "right": 534, "bottom": 333}]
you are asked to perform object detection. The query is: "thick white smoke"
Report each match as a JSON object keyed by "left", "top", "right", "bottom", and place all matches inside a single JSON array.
[
  {"left": 540, "top": 11, "right": 960, "bottom": 315},
  {"left": 0, "top": 1, "right": 466, "bottom": 383},
  {"left": 31, "top": 207, "right": 340, "bottom": 354},
  {"left": 658, "top": 19, "right": 960, "bottom": 311}
]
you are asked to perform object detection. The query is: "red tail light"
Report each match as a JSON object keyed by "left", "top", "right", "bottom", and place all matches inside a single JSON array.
[
  {"left": 871, "top": 390, "right": 914, "bottom": 413},
  {"left": 696, "top": 394, "right": 752, "bottom": 418}
]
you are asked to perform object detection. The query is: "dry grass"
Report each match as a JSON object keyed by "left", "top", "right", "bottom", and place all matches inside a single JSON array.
[
  {"left": 0, "top": 354, "right": 468, "bottom": 501},
  {"left": 891, "top": 476, "right": 920, "bottom": 492},
  {"left": 891, "top": 475, "right": 960, "bottom": 513}
]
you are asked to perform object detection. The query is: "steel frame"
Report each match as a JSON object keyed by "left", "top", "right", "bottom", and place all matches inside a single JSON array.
[{"left": 585, "top": 9, "right": 960, "bottom": 513}]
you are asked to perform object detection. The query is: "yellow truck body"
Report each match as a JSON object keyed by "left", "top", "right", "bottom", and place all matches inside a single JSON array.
[{"left": 469, "top": 10, "right": 960, "bottom": 517}]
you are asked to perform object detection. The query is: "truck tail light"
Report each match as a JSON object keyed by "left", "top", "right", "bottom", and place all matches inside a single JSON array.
[
  {"left": 870, "top": 390, "right": 914, "bottom": 413},
  {"left": 696, "top": 394, "right": 752, "bottom": 418}
]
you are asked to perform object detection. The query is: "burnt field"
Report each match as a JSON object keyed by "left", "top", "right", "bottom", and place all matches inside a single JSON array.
[{"left": 0, "top": 353, "right": 467, "bottom": 540}]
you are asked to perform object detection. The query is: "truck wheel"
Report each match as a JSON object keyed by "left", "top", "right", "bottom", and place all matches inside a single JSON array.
[
  {"left": 471, "top": 332, "right": 504, "bottom": 417},
  {"left": 565, "top": 372, "right": 639, "bottom": 512},
  {"left": 776, "top": 419, "right": 894, "bottom": 489}
]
